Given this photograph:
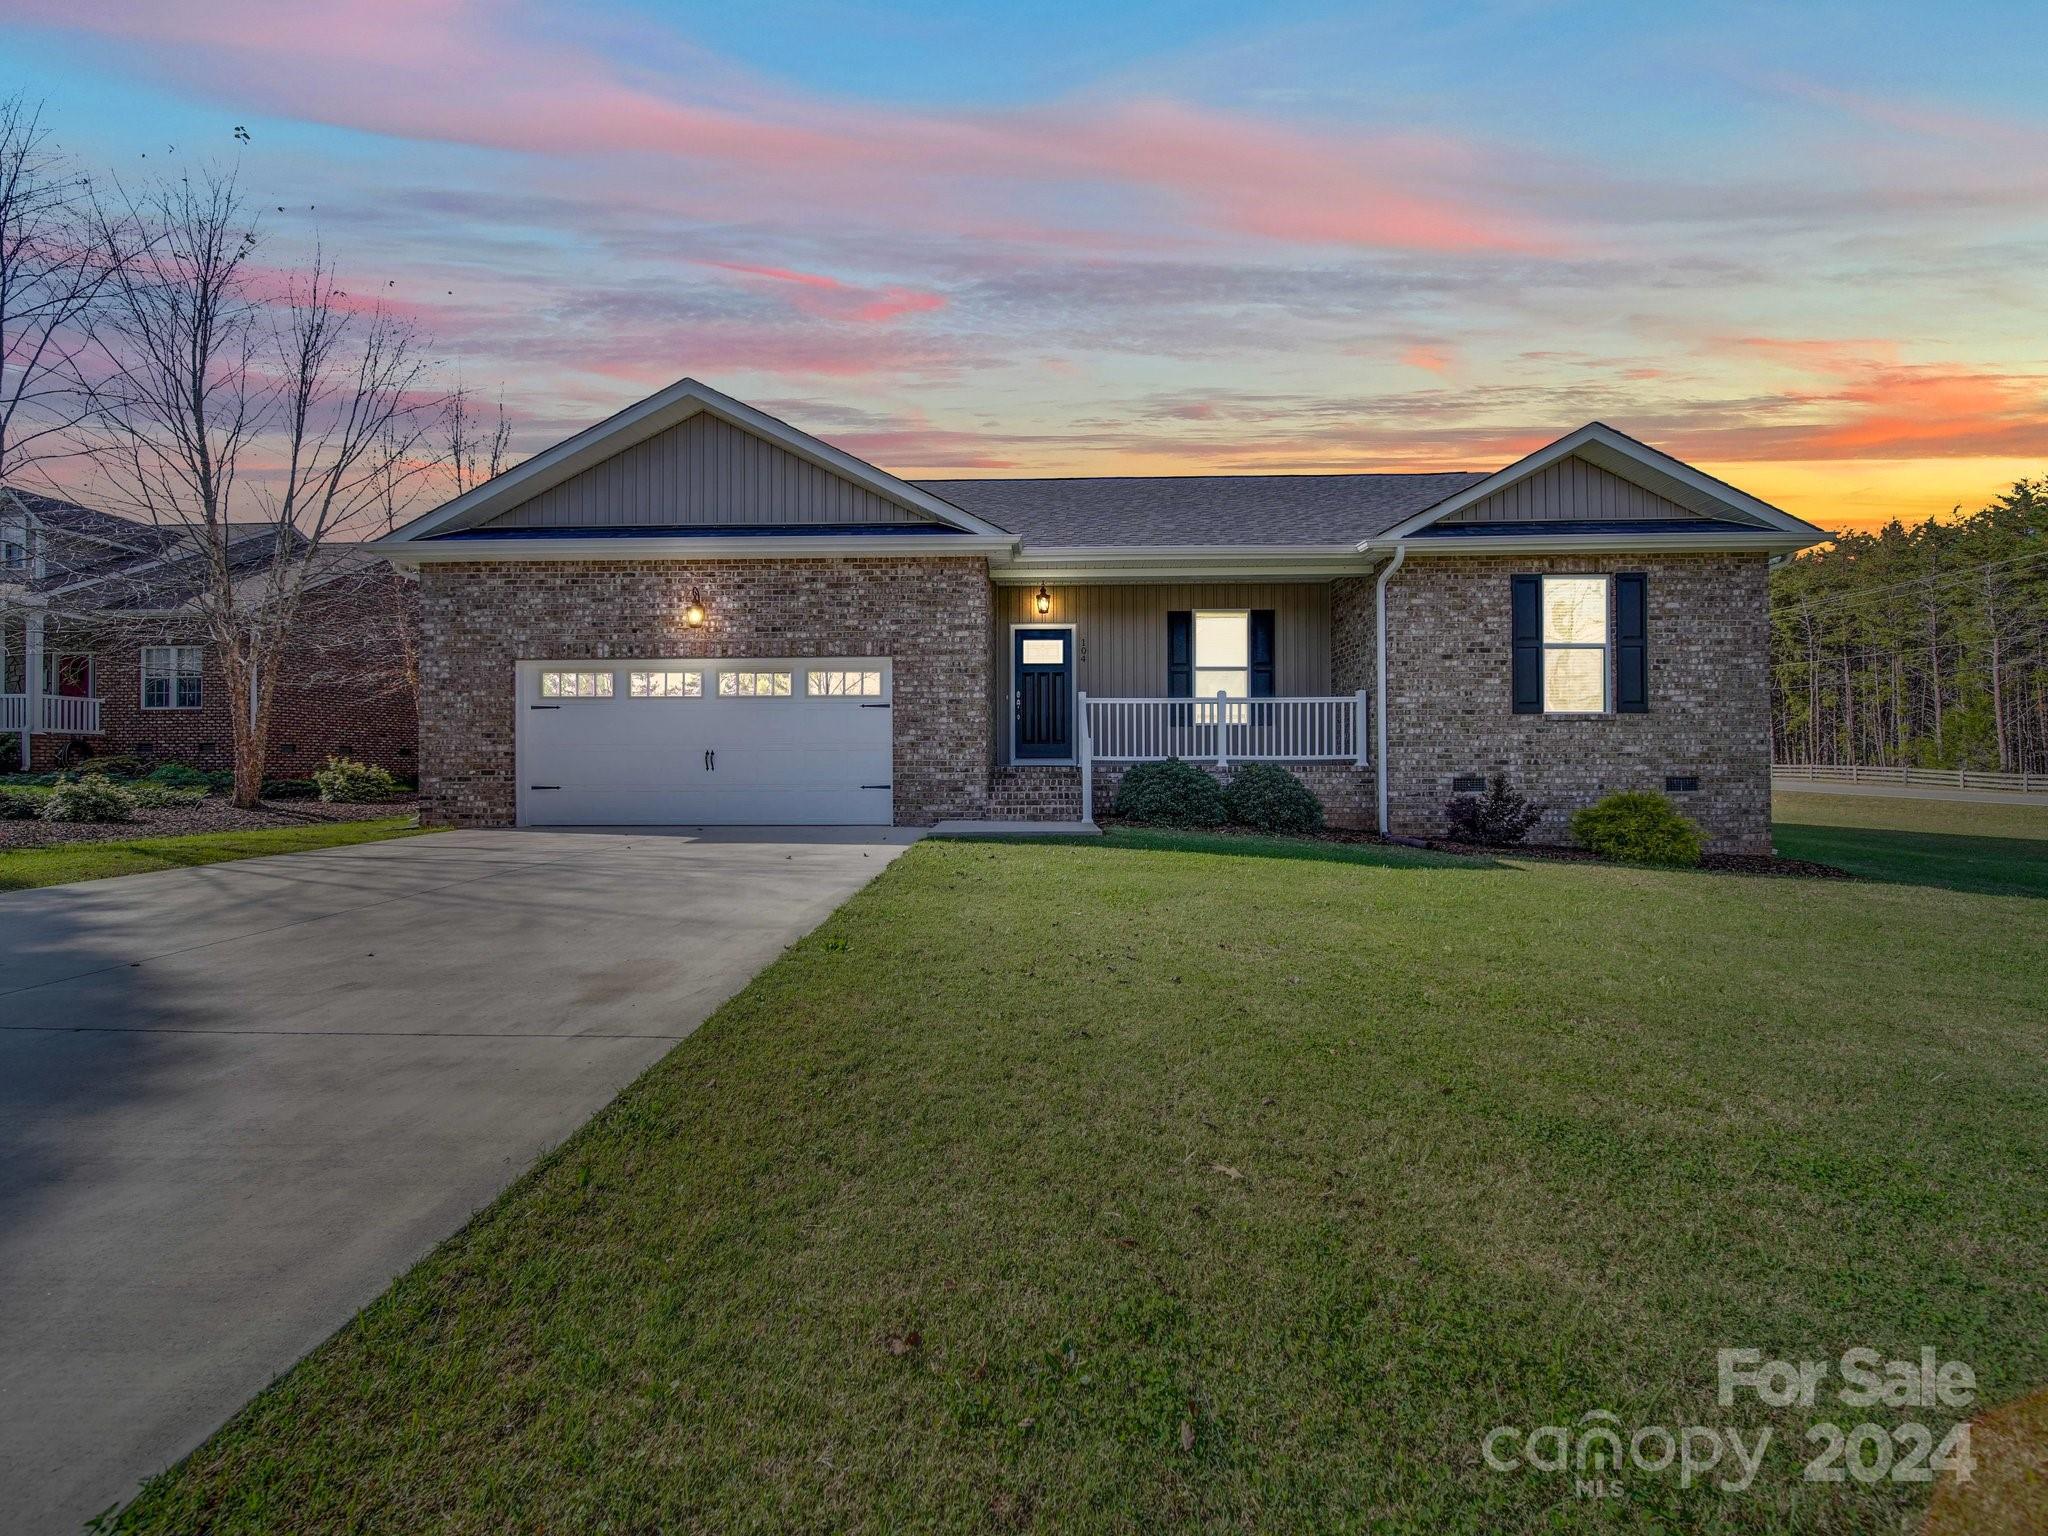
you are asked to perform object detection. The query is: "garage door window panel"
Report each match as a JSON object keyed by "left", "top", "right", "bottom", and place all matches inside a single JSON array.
[
  {"left": 719, "top": 670, "right": 792, "bottom": 697},
  {"left": 540, "top": 669, "right": 613, "bottom": 699},
  {"left": 807, "top": 669, "right": 883, "bottom": 698},
  {"left": 630, "top": 670, "right": 702, "bottom": 698}
]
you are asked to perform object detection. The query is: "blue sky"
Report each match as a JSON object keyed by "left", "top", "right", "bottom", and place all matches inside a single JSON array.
[{"left": 5, "top": 0, "right": 2048, "bottom": 529}]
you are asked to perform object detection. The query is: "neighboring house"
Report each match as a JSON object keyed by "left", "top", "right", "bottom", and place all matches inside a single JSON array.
[
  {"left": 371, "top": 379, "right": 1827, "bottom": 852},
  {"left": 1, "top": 489, "right": 418, "bottom": 776}
]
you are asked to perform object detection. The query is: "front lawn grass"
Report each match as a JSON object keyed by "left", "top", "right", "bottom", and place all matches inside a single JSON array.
[
  {"left": 1772, "top": 789, "right": 2048, "bottom": 898},
  {"left": 0, "top": 816, "right": 431, "bottom": 892},
  {"left": 114, "top": 833, "right": 2046, "bottom": 1533}
]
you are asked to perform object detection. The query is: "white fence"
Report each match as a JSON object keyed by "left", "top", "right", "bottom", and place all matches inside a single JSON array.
[
  {"left": 0, "top": 693, "right": 25, "bottom": 733},
  {"left": 1774, "top": 762, "right": 2047, "bottom": 795}
]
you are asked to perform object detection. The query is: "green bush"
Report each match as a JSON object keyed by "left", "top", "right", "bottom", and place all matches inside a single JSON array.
[
  {"left": 41, "top": 774, "right": 137, "bottom": 824},
  {"left": 1221, "top": 763, "right": 1324, "bottom": 834},
  {"left": 0, "top": 786, "right": 45, "bottom": 819},
  {"left": 313, "top": 756, "right": 404, "bottom": 803},
  {"left": 260, "top": 777, "right": 320, "bottom": 801},
  {"left": 1569, "top": 791, "right": 1705, "bottom": 867},
  {"left": 145, "top": 762, "right": 215, "bottom": 791},
  {"left": 128, "top": 780, "right": 208, "bottom": 809},
  {"left": 0, "top": 771, "right": 61, "bottom": 787},
  {"left": 66, "top": 754, "right": 151, "bottom": 780},
  {"left": 1111, "top": 758, "right": 1225, "bottom": 828},
  {"left": 1443, "top": 778, "right": 1543, "bottom": 846}
]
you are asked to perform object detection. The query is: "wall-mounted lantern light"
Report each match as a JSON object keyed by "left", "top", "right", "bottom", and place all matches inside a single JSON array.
[
  {"left": 684, "top": 596, "right": 706, "bottom": 628},
  {"left": 1034, "top": 583, "right": 1052, "bottom": 617}
]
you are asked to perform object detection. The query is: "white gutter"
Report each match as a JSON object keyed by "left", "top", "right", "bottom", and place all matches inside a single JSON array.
[
  {"left": 1373, "top": 544, "right": 1405, "bottom": 836},
  {"left": 369, "top": 533, "right": 1018, "bottom": 564}
]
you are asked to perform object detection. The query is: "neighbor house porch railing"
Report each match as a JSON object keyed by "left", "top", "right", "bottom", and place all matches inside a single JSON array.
[
  {"left": 1078, "top": 691, "right": 1369, "bottom": 823},
  {"left": 0, "top": 694, "right": 104, "bottom": 734}
]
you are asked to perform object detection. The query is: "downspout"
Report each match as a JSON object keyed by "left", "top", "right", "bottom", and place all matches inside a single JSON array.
[{"left": 1373, "top": 544, "right": 1406, "bottom": 836}]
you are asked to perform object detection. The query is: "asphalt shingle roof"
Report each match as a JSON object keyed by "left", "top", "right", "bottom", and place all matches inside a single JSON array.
[{"left": 909, "top": 472, "right": 1490, "bottom": 547}]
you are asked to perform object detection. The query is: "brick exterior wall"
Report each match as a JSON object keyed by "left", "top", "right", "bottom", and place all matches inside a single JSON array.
[
  {"left": 990, "top": 761, "right": 1373, "bottom": 828},
  {"left": 26, "top": 578, "right": 417, "bottom": 777},
  {"left": 1353, "top": 552, "right": 1771, "bottom": 853},
  {"left": 415, "top": 556, "right": 992, "bottom": 827}
]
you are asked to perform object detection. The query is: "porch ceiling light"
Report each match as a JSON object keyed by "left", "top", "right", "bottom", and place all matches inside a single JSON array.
[
  {"left": 684, "top": 596, "right": 706, "bottom": 628},
  {"left": 1034, "top": 583, "right": 1051, "bottom": 616}
]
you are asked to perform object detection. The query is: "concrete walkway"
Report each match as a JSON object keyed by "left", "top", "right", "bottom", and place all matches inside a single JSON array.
[{"left": 0, "top": 826, "right": 919, "bottom": 1531}]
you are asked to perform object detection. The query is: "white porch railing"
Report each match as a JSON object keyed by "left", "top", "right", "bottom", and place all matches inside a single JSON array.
[
  {"left": 1079, "top": 691, "right": 1369, "bottom": 824},
  {"left": 3, "top": 694, "right": 105, "bottom": 734},
  {"left": 40, "top": 695, "right": 104, "bottom": 734}
]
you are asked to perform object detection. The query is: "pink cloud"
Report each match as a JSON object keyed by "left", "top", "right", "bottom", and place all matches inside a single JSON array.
[
  {"left": 5, "top": 0, "right": 1561, "bottom": 256},
  {"left": 700, "top": 262, "right": 946, "bottom": 323},
  {"left": 1400, "top": 343, "right": 1453, "bottom": 375}
]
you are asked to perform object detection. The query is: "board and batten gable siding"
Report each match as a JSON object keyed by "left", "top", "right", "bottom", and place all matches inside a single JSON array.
[
  {"left": 1441, "top": 455, "right": 1713, "bottom": 525},
  {"left": 477, "top": 410, "right": 939, "bottom": 530},
  {"left": 992, "top": 581, "right": 1332, "bottom": 761}
]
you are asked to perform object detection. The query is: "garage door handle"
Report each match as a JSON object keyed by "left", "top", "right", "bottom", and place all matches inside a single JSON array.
[
  {"left": 704, "top": 749, "right": 715, "bottom": 771},
  {"left": 529, "top": 784, "right": 560, "bottom": 790},
  {"left": 860, "top": 702, "right": 890, "bottom": 709},
  {"left": 530, "top": 704, "right": 561, "bottom": 710}
]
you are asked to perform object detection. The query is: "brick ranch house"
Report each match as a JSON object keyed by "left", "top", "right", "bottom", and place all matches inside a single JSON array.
[
  {"left": 372, "top": 379, "right": 1827, "bottom": 853},
  {"left": 1, "top": 490, "right": 417, "bottom": 777}
]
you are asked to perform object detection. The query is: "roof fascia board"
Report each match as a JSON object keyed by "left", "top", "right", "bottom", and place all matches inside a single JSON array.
[
  {"left": 1369, "top": 422, "right": 1828, "bottom": 544},
  {"left": 1379, "top": 530, "right": 1816, "bottom": 554},
  {"left": 384, "top": 379, "right": 1010, "bottom": 543},
  {"left": 990, "top": 544, "right": 1371, "bottom": 583},
  {"left": 372, "top": 532, "right": 1018, "bottom": 564}
]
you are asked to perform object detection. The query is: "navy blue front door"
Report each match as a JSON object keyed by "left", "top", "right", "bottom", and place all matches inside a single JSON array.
[{"left": 1013, "top": 628, "right": 1073, "bottom": 760}]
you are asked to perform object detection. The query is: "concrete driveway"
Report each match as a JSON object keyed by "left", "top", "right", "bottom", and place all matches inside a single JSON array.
[{"left": 0, "top": 826, "right": 918, "bottom": 1531}]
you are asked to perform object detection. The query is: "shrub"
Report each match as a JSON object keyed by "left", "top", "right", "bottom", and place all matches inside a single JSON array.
[
  {"left": 66, "top": 753, "right": 150, "bottom": 780},
  {"left": 41, "top": 774, "right": 137, "bottom": 824},
  {"left": 1111, "top": 758, "right": 1225, "bottom": 827},
  {"left": 1443, "top": 777, "right": 1544, "bottom": 846},
  {"left": 0, "top": 787, "right": 45, "bottom": 819},
  {"left": 145, "top": 762, "right": 214, "bottom": 790},
  {"left": 1569, "top": 791, "right": 1705, "bottom": 867},
  {"left": 1221, "top": 763, "right": 1324, "bottom": 834},
  {"left": 313, "top": 756, "right": 403, "bottom": 803},
  {"left": 260, "top": 777, "right": 321, "bottom": 801},
  {"left": 128, "top": 780, "right": 208, "bottom": 809}
]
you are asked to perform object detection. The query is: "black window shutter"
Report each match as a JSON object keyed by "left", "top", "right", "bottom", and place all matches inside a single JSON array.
[
  {"left": 1166, "top": 610, "right": 1193, "bottom": 697},
  {"left": 1248, "top": 610, "right": 1276, "bottom": 697},
  {"left": 1511, "top": 576, "right": 1542, "bottom": 714},
  {"left": 1615, "top": 573, "right": 1648, "bottom": 713}
]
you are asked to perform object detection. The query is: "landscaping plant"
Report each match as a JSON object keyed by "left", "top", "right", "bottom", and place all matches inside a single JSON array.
[
  {"left": 127, "top": 781, "right": 208, "bottom": 809},
  {"left": 1443, "top": 777, "right": 1543, "bottom": 846},
  {"left": 312, "top": 756, "right": 403, "bottom": 803},
  {"left": 1570, "top": 790, "right": 1705, "bottom": 866},
  {"left": 1220, "top": 763, "right": 1324, "bottom": 834},
  {"left": 1111, "top": 757, "right": 1226, "bottom": 827},
  {"left": 0, "top": 786, "right": 44, "bottom": 819},
  {"left": 145, "top": 762, "right": 215, "bottom": 791},
  {"left": 40, "top": 774, "right": 138, "bottom": 824}
]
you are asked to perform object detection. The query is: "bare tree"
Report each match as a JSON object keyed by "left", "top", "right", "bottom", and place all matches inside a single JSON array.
[
  {"left": 80, "top": 168, "right": 430, "bottom": 804},
  {"left": 0, "top": 92, "right": 121, "bottom": 489},
  {"left": 443, "top": 384, "right": 511, "bottom": 496}
]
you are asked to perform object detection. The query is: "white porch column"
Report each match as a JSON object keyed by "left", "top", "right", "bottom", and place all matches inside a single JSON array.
[
  {"left": 1215, "top": 689, "right": 1229, "bottom": 767},
  {"left": 1077, "top": 691, "right": 1093, "bottom": 826},
  {"left": 23, "top": 608, "right": 44, "bottom": 770}
]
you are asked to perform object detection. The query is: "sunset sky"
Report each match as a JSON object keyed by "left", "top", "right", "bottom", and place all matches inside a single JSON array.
[{"left": 7, "top": 0, "right": 2048, "bottom": 536}]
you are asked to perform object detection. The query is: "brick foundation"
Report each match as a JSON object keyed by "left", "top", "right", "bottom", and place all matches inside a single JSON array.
[{"left": 416, "top": 556, "right": 992, "bottom": 827}]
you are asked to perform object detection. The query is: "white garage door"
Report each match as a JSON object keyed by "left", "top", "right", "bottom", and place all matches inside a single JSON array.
[{"left": 516, "top": 657, "right": 893, "bottom": 825}]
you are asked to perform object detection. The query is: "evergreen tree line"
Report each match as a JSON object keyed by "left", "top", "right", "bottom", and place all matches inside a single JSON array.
[{"left": 1769, "top": 480, "right": 2048, "bottom": 772}]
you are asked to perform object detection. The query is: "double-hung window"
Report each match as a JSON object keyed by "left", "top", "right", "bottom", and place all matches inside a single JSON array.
[
  {"left": 1539, "top": 576, "right": 1609, "bottom": 714},
  {"left": 1192, "top": 611, "right": 1249, "bottom": 698},
  {"left": 141, "top": 645, "right": 204, "bottom": 710}
]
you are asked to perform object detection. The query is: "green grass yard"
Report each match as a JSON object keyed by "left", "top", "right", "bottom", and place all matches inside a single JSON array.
[
  {"left": 1771, "top": 789, "right": 2048, "bottom": 898},
  {"left": 0, "top": 816, "right": 431, "bottom": 892},
  {"left": 111, "top": 801, "right": 2048, "bottom": 1534}
]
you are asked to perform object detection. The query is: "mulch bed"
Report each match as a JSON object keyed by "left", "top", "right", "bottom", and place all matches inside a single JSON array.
[
  {"left": 1094, "top": 819, "right": 1852, "bottom": 880},
  {"left": 0, "top": 799, "right": 420, "bottom": 850}
]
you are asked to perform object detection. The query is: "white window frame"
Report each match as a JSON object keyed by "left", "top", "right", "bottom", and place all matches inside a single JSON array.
[
  {"left": 1192, "top": 609, "right": 1250, "bottom": 700},
  {"left": 539, "top": 668, "right": 615, "bottom": 700},
  {"left": 141, "top": 645, "right": 204, "bottom": 711},
  {"left": 1539, "top": 574, "right": 1611, "bottom": 716}
]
